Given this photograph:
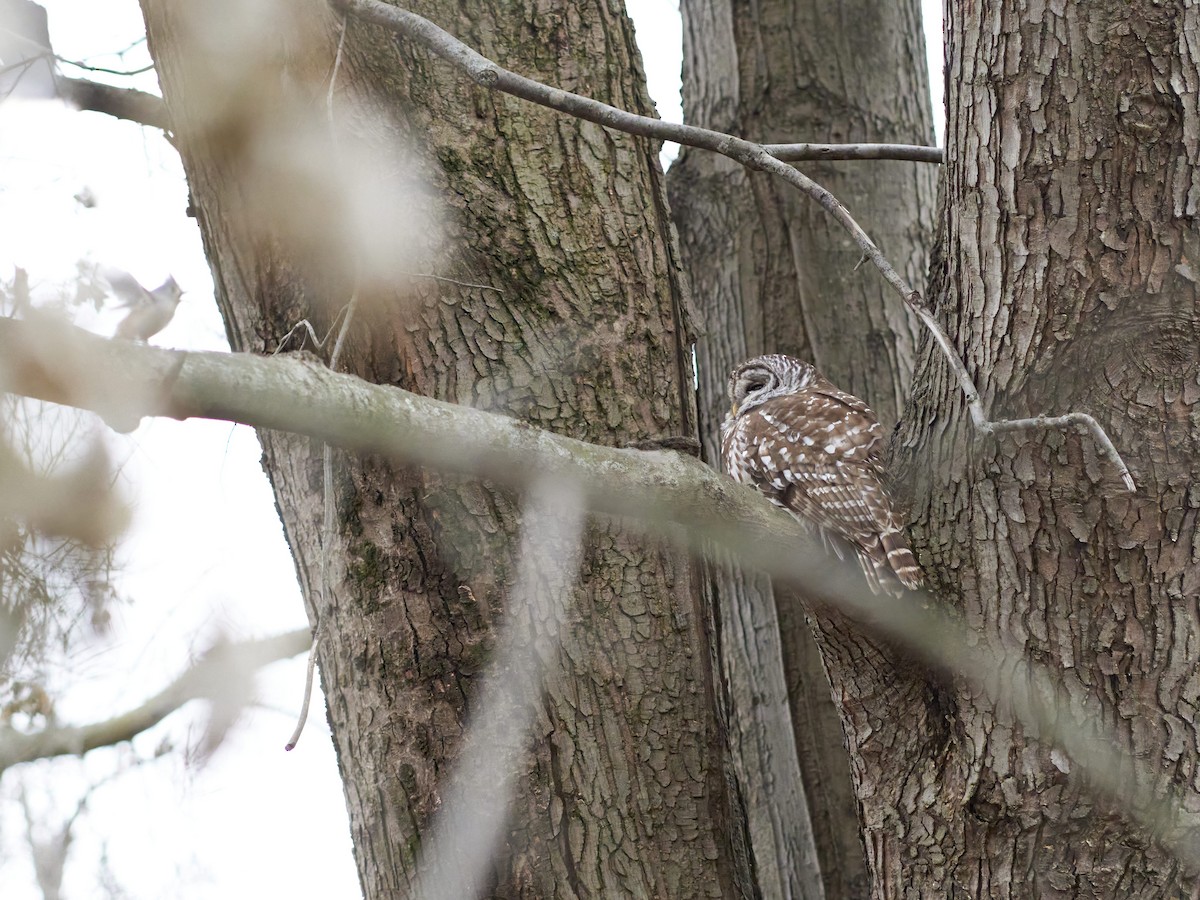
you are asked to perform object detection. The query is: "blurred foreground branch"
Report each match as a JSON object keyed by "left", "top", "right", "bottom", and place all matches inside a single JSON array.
[
  {"left": 0, "top": 626, "right": 310, "bottom": 772},
  {"left": 0, "top": 435, "right": 127, "bottom": 545},
  {"left": 0, "top": 317, "right": 1189, "bottom": 863},
  {"left": 418, "top": 482, "right": 585, "bottom": 898}
]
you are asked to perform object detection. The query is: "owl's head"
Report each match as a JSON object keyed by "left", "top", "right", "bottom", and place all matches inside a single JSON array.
[{"left": 727, "top": 354, "right": 817, "bottom": 418}]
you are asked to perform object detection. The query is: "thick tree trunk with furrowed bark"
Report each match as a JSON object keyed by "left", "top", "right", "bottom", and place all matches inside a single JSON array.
[
  {"left": 136, "top": 0, "right": 752, "bottom": 896},
  {"left": 882, "top": 0, "right": 1200, "bottom": 894},
  {"left": 669, "top": 1, "right": 936, "bottom": 896}
]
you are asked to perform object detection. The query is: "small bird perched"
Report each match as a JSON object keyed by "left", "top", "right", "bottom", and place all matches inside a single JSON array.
[
  {"left": 104, "top": 268, "right": 184, "bottom": 342},
  {"left": 721, "top": 353, "right": 921, "bottom": 594}
]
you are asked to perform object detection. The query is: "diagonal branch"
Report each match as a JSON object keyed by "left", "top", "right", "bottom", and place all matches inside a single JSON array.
[
  {"left": 330, "top": 0, "right": 914, "bottom": 301},
  {"left": 0, "top": 626, "right": 310, "bottom": 772},
  {"left": 331, "top": 0, "right": 1134, "bottom": 492},
  {"left": 908, "top": 304, "right": 1136, "bottom": 490},
  {"left": 0, "top": 318, "right": 1186, "bottom": 862}
]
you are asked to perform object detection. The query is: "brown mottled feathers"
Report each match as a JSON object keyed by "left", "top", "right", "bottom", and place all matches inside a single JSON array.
[{"left": 721, "top": 355, "right": 921, "bottom": 594}]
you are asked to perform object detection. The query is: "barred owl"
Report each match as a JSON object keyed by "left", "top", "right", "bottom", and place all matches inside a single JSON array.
[{"left": 720, "top": 354, "right": 921, "bottom": 594}]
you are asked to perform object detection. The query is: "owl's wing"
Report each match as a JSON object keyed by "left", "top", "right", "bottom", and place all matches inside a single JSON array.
[{"left": 742, "top": 394, "right": 899, "bottom": 541}]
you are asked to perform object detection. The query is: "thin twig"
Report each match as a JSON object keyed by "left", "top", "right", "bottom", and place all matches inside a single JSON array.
[
  {"left": 270, "top": 319, "right": 325, "bottom": 356},
  {"left": 907, "top": 304, "right": 1136, "bottom": 491},
  {"left": 764, "top": 142, "right": 943, "bottom": 163},
  {"left": 269, "top": 301, "right": 354, "bottom": 357},
  {"left": 325, "top": 17, "right": 348, "bottom": 113},
  {"left": 332, "top": 0, "right": 1135, "bottom": 491},
  {"left": 55, "top": 56, "right": 155, "bottom": 77},
  {"left": 988, "top": 412, "right": 1135, "bottom": 492},
  {"left": 0, "top": 56, "right": 39, "bottom": 77},
  {"left": 284, "top": 630, "right": 321, "bottom": 751},
  {"left": 405, "top": 272, "right": 504, "bottom": 293},
  {"left": 328, "top": 295, "right": 357, "bottom": 370},
  {"left": 0, "top": 25, "right": 165, "bottom": 127},
  {"left": 109, "top": 35, "right": 149, "bottom": 58},
  {"left": 0, "top": 25, "right": 152, "bottom": 78}
]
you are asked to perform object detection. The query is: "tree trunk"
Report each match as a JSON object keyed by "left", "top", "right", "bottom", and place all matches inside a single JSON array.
[
  {"left": 669, "top": 2, "right": 936, "bottom": 896},
  {"left": 879, "top": 0, "right": 1200, "bottom": 894},
  {"left": 137, "top": 0, "right": 750, "bottom": 896}
]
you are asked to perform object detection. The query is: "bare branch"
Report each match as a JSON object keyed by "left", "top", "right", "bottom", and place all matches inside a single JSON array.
[
  {"left": 283, "top": 630, "right": 320, "bottom": 751},
  {"left": 0, "top": 1, "right": 165, "bottom": 126},
  {"left": 0, "top": 627, "right": 311, "bottom": 771},
  {"left": 764, "top": 142, "right": 943, "bottom": 163},
  {"left": 906, "top": 304, "right": 1137, "bottom": 491},
  {"left": 329, "top": 0, "right": 1134, "bottom": 491},
  {"left": 331, "top": 0, "right": 915, "bottom": 293},
  {"left": 0, "top": 432, "right": 128, "bottom": 545},
  {"left": 55, "top": 56, "right": 155, "bottom": 77},
  {"left": 285, "top": 22, "right": 358, "bottom": 752},
  {"left": 57, "top": 76, "right": 168, "bottom": 130}
]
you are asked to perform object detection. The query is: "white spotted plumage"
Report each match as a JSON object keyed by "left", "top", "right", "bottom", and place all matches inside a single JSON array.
[{"left": 720, "top": 354, "right": 921, "bottom": 594}]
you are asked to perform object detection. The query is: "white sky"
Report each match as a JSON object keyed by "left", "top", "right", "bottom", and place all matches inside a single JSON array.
[{"left": 0, "top": 2, "right": 944, "bottom": 897}]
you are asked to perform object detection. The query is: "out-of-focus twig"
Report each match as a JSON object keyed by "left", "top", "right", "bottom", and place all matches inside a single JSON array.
[
  {"left": 417, "top": 481, "right": 585, "bottom": 898},
  {"left": 0, "top": 12, "right": 166, "bottom": 126},
  {"left": 0, "top": 434, "right": 127, "bottom": 545},
  {"left": 331, "top": 0, "right": 1135, "bottom": 492},
  {"left": 0, "top": 627, "right": 310, "bottom": 772}
]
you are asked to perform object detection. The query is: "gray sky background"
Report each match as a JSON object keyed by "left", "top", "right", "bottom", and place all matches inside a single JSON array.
[{"left": 0, "top": 2, "right": 944, "bottom": 896}]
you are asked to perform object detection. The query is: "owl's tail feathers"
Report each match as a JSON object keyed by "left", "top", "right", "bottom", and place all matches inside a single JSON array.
[
  {"left": 880, "top": 529, "right": 922, "bottom": 590},
  {"left": 854, "top": 531, "right": 922, "bottom": 595},
  {"left": 854, "top": 548, "right": 886, "bottom": 595}
]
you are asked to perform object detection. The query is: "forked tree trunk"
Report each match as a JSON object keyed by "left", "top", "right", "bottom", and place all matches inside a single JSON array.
[
  {"left": 137, "top": 0, "right": 752, "bottom": 896},
  {"left": 880, "top": 0, "right": 1200, "bottom": 893},
  {"left": 669, "top": 2, "right": 936, "bottom": 896}
]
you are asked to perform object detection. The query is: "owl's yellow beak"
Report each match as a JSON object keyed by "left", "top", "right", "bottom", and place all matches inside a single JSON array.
[{"left": 730, "top": 401, "right": 739, "bottom": 417}]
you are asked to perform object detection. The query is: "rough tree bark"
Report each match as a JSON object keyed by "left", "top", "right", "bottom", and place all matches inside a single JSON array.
[
  {"left": 668, "top": 2, "right": 936, "bottom": 896},
  {"left": 876, "top": 0, "right": 1200, "bottom": 894},
  {"left": 136, "top": 0, "right": 751, "bottom": 896},
  {"left": 120, "top": 0, "right": 1200, "bottom": 895}
]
